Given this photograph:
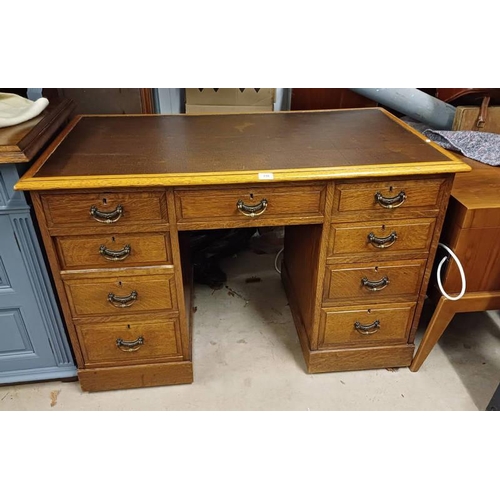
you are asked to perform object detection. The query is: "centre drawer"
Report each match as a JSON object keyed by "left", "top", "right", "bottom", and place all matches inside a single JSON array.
[
  {"left": 63, "top": 269, "right": 177, "bottom": 317},
  {"left": 76, "top": 317, "right": 183, "bottom": 367},
  {"left": 319, "top": 302, "right": 416, "bottom": 348},
  {"left": 174, "top": 184, "right": 325, "bottom": 225},
  {"left": 323, "top": 259, "right": 426, "bottom": 302},
  {"left": 56, "top": 233, "right": 171, "bottom": 269},
  {"left": 328, "top": 218, "right": 435, "bottom": 258}
]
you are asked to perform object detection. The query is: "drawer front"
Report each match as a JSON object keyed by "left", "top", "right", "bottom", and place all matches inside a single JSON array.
[
  {"left": 334, "top": 178, "right": 444, "bottom": 214},
  {"left": 64, "top": 272, "right": 177, "bottom": 317},
  {"left": 175, "top": 184, "right": 325, "bottom": 223},
  {"left": 320, "top": 303, "right": 415, "bottom": 348},
  {"left": 323, "top": 259, "right": 426, "bottom": 302},
  {"left": 56, "top": 233, "right": 171, "bottom": 269},
  {"left": 77, "top": 318, "right": 182, "bottom": 367},
  {"left": 41, "top": 191, "right": 168, "bottom": 228},
  {"left": 328, "top": 218, "right": 435, "bottom": 257}
]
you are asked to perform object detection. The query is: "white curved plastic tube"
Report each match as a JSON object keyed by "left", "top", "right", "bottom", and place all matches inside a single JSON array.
[
  {"left": 436, "top": 243, "right": 466, "bottom": 300},
  {"left": 274, "top": 247, "right": 284, "bottom": 274}
]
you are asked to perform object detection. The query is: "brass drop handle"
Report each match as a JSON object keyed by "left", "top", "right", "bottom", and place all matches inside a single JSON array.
[
  {"left": 361, "top": 276, "right": 390, "bottom": 291},
  {"left": 90, "top": 204, "right": 124, "bottom": 223},
  {"left": 116, "top": 336, "right": 144, "bottom": 352},
  {"left": 368, "top": 231, "right": 398, "bottom": 249},
  {"left": 108, "top": 290, "right": 138, "bottom": 308},
  {"left": 354, "top": 319, "right": 380, "bottom": 335},
  {"left": 375, "top": 191, "right": 406, "bottom": 209},
  {"left": 236, "top": 199, "right": 268, "bottom": 217},
  {"left": 99, "top": 244, "right": 131, "bottom": 261}
]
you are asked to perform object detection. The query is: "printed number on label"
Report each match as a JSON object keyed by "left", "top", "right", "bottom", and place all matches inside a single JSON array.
[{"left": 258, "top": 173, "right": 274, "bottom": 180}]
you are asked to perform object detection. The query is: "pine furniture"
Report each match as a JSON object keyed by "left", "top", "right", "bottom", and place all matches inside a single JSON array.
[{"left": 410, "top": 153, "right": 500, "bottom": 371}]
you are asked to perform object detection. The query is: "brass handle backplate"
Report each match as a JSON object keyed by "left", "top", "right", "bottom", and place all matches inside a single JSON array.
[
  {"left": 116, "top": 336, "right": 144, "bottom": 352},
  {"left": 99, "top": 244, "right": 131, "bottom": 261},
  {"left": 361, "top": 276, "right": 390, "bottom": 291},
  {"left": 354, "top": 319, "right": 380, "bottom": 335},
  {"left": 90, "top": 204, "right": 123, "bottom": 223},
  {"left": 375, "top": 191, "right": 406, "bottom": 209},
  {"left": 368, "top": 231, "right": 398, "bottom": 249},
  {"left": 236, "top": 199, "right": 268, "bottom": 217},
  {"left": 108, "top": 290, "right": 138, "bottom": 308}
]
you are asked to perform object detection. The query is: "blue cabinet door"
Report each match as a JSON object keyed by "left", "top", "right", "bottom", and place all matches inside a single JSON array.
[{"left": 0, "top": 213, "right": 76, "bottom": 382}]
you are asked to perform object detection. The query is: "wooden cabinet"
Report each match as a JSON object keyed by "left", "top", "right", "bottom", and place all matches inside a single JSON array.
[
  {"left": 410, "top": 154, "right": 500, "bottom": 371},
  {"left": 15, "top": 109, "right": 469, "bottom": 391}
]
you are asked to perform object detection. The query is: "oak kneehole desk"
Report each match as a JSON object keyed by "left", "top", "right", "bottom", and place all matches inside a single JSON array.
[{"left": 15, "top": 109, "right": 470, "bottom": 392}]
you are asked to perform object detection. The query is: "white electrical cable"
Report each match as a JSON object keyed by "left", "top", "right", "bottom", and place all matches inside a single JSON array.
[
  {"left": 436, "top": 242, "right": 466, "bottom": 301},
  {"left": 274, "top": 247, "right": 284, "bottom": 274}
]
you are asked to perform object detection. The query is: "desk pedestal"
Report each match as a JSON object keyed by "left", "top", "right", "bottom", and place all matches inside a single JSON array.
[{"left": 28, "top": 175, "right": 455, "bottom": 391}]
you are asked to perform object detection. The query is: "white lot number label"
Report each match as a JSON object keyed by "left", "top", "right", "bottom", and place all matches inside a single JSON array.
[{"left": 258, "top": 172, "right": 274, "bottom": 180}]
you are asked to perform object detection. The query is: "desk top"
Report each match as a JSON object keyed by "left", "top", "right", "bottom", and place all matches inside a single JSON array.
[
  {"left": 16, "top": 108, "right": 469, "bottom": 191},
  {"left": 0, "top": 98, "right": 74, "bottom": 164}
]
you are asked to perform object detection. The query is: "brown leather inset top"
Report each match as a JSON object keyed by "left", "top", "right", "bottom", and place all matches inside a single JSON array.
[{"left": 33, "top": 109, "right": 451, "bottom": 178}]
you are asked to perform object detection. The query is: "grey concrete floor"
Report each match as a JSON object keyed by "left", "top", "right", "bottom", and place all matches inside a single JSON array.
[{"left": 1, "top": 251, "right": 499, "bottom": 410}]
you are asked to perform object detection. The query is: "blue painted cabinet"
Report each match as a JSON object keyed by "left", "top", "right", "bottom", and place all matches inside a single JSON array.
[{"left": 0, "top": 163, "right": 76, "bottom": 383}]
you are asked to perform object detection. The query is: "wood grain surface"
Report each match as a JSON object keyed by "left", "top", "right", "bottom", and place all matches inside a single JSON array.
[
  {"left": 283, "top": 224, "right": 324, "bottom": 345},
  {"left": 55, "top": 233, "right": 171, "bottom": 269},
  {"left": 76, "top": 317, "right": 182, "bottom": 367},
  {"left": 19, "top": 109, "right": 471, "bottom": 389},
  {"left": 334, "top": 177, "right": 444, "bottom": 213},
  {"left": 432, "top": 154, "right": 500, "bottom": 293},
  {"left": 323, "top": 259, "right": 426, "bottom": 302},
  {"left": 283, "top": 262, "right": 414, "bottom": 372},
  {"left": 174, "top": 183, "right": 325, "bottom": 222},
  {"left": 15, "top": 108, "right": 469, "bottom": 190},
  {"left": 78, "top": 361, "right": 193, "bottom": 392},
  {"left": 41, "top": 190, "right": 168, "bottom": 228},
  {"left": 319, "top": 302, "right": 416, "bottom": 348},
  {"left": 0, "top": 98, "right": 74, "bottom": 163},
  {"left": 328, "top": 218, "right": 436, "bottom": 257},
  {"left": 63, "top": 270, "right": 177, "bottom": 317}
]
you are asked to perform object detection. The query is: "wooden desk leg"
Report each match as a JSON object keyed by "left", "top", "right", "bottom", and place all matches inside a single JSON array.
[
  {"left": 410, "top": 291, "right": 500, "bottom": 372},
  {"left": 410, "top": 296, "right": 455, "bottom": 372}
]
